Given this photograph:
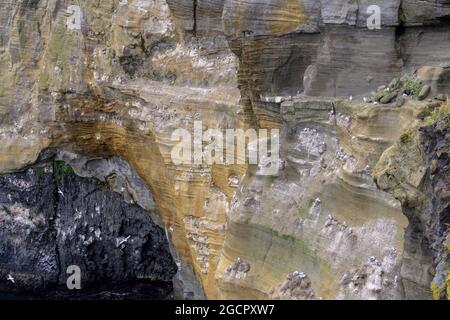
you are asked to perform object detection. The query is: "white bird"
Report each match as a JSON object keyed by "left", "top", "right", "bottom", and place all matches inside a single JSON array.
[
  {"left": 58, "top": 188, "right": 64, "bottom": 197},
  {"left": 363, "top": 97, "right": 368, "bottom": 103},
  {"left": 6, "top": 274, "right": 15, "bottom": 284},
  {"left": 116, "top": 235, "right": 131, "bottom": 247},
  {"left": 349, "top": 96, "right": 353, "bottom": 101}
]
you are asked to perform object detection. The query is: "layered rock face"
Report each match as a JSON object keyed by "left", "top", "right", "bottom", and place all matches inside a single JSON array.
[{"left": 0, "top": 0, "right": 449, "bottom": 300}]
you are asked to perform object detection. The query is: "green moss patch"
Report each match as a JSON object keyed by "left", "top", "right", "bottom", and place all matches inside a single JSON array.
[
  {"left": 400, "top": 133, "right": 410, "bottom": 144},
  {"left": 53, "top": 160, "right": 74, "bottom": 180}
]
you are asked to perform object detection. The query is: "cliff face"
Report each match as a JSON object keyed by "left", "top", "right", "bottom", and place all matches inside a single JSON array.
[
  {"left": 375, "top": 110, "right": 450, "bottom": 300},
  {"left": 0, "top": 150, "right": 176, "bottom": 298},
  {"left": 0, "top": 0, "right": 449, "bottom": 299}
]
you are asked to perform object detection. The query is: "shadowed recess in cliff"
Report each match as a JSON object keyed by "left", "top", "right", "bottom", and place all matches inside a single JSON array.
[{"left": 0, "top": 150, "right": 177, "bottom": 299}]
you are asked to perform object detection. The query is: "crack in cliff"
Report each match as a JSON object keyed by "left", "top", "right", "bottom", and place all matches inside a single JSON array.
[
  {"left": 192, "top": 0, "right": 197, "bottom": 35},
  {"left": 395, "top": 1, "right": 407, "bottom": 66}
]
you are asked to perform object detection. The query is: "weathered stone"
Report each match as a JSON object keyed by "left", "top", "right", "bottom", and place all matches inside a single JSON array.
[
  {"left": 427, "top": 100, "right": 443, "bottom": 110},
  {"left": 0, "top": 0, "right": 449, "bottom": 301},
  {"left": 395, "top": 95, "right": 406, "bottom": 108},
  {"left": 416, "top": 66, "right": 450, "bottom": 95},
  {"left": 401, "top": 0, "right": 450, "bottom": 26},
  {"left": 418, "top": 85, "right": 431, "bottom": 101},
  {"left": 380, "top": 91, "right": 398, "bottom": 104}
]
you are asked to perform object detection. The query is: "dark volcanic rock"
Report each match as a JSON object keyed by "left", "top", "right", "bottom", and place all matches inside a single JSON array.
[
  {"left": 375, "top": 114, "right": 450, "bottom": 299},
  {"left": 0, "top": 156, "right": 177, "bottom": 298},
  {"left": 416, "top": 117, "right": 450, "bottom": 300}
]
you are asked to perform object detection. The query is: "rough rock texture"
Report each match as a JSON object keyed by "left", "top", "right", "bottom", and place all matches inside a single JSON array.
[
  {"left": 0, "top": 151, "right": 177, "bottom": 297},
  {"left": 375, "top": 111, "right": 450, "bottom": 300},
  {"left": 271, "top": 271, "right": 318, "bottom": 300},
  {"left": 0, "top": 0, "right": 449, "bottom": 300}
]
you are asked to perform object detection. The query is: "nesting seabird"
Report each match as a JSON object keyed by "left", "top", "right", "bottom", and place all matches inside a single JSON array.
[
  {"left": 116, "top": 235, "right": 131, "bottom": 247},
  {"left": 6, "top": 274, "right": 15, "bottom": 284}
]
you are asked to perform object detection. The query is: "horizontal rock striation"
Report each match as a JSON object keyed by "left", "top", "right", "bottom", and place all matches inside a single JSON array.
[{"left": 0, "top": 0, "right": 449, "bottom": 300}]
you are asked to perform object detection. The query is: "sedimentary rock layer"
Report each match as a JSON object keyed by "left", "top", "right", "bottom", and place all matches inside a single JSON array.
[{"left": 0, "top": 0, "right": 449, "bottom": 300}]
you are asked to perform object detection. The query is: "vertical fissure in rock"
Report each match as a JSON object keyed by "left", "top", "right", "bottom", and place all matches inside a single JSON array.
[
  {"left": 395, "top": 1, "right": 406, "bottom": 63},
  {"left": 193, "top": 0, "right": 197, "bottom": 35}
]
